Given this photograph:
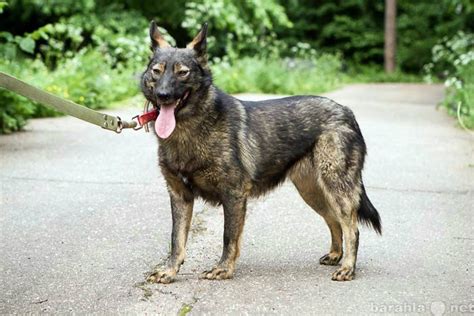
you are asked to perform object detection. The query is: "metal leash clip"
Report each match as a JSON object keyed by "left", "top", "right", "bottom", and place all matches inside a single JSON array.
[
  {"left": 121, "top": 100, "right": 156, "bottom": 132},
  {"left": 130, "top": 115, "right": 143, "bottom": 131},
  {"left": 130, "top": 100, "right": 152, "bottom": 132},
  {"left": 115, "top": 116, "right": 139, "bottom": 133}
]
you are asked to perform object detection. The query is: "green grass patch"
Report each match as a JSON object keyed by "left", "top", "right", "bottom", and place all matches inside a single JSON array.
[
  {"left": 211, "top": 54, "right": 344, "bottom": 95},
  {"left": 346, "top": 65, "right": 423, "bottom": 83},
  {"left": 178, "top": 304, "right": 193, "bottom": 316},
  {"left": 211, "top": 57, "right": 424, "bottom": 96},
  {"left": 0, "top": 51, "right": 140, "bottom": 134}
]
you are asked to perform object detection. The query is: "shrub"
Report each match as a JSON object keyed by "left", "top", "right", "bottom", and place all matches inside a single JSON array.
[
  {"left": 211, "top": 53, "right": 343, "bottom": 95},
  {"left": 281, "top": 0, "right": 473, "bottom": 73},
  {"left": 0, "top": 5, "right": 149, "bottom": 133},
  {"left": 424, "top": 31, "right": 474, "bottom": 129},
  {"left": 0, "top": 50, "right": 140, "bottom": 133},
  {"left": 182, "top": 0, "right": 292, "bottom": 59}
]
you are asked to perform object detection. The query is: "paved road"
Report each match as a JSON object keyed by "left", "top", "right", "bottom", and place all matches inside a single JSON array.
[{"left": 1, "top": 84, "right": 473, "bottom": 314}]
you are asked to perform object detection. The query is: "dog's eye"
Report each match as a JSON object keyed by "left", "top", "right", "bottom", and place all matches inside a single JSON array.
[
  {"left": 151, "top": 63, "right": 164, "bottom": 75},
  {"left": 177, "top": 69, "right": 190, "bottom": 77}
]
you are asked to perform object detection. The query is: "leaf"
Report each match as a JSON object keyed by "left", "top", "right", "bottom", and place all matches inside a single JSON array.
[
  {"left": 0, "top": 1, "right": 8, "bottom": 14},
  {"left": 19, "top": 37, "right": 35, "bottom": 54},
  {"left": 0, "top": 42, "right": 18, "bottom": 60},
  {"left": 0, "top": 31, "right": 13, "bottom": 41}
]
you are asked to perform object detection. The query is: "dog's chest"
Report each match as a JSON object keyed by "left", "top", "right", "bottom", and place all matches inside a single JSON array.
[
  {"left": 161, "top": 143, "right": 221, "bottom": 192},
  {"left": 175, "top": 164, "right": 223, "bottom": 203},
  {"left": 161, "top": 140, "right": 207, "bottom": 173}
]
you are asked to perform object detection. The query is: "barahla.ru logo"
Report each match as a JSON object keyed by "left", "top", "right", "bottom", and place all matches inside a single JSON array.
[{"left": 370, "top": 301, "right": 473, "bottom": 315}]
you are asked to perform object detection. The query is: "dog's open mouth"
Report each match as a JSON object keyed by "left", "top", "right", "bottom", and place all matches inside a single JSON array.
[{"left": 155, "top": 90, "right": 190, "bottom": 139}]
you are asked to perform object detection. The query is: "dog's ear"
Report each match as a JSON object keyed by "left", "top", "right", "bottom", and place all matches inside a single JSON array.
[
  {"left": 186, "top": 23, "right": 208, "bottom": 56},
  {"left": 149, "top": 20, "right": 171, "bottom": 50}
]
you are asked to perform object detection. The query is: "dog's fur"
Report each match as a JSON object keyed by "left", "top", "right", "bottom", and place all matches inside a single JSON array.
[{"left": 141, "top": 22, "right": 381, "bottom": 283}]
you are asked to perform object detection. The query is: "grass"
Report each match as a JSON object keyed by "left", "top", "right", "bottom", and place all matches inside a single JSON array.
[
  {"left": 211, "top": 55, "right": 345, "bottom": 95},
  {"left": 0, "top": 51, "right": 141, "bottom": 133},
  {"left": 178, "top": 304, "right": 193, "bottom": 316},
  {"left": 345, "top": 64, "right": 423, "bottom": 83},
  {"left": 210, "top": 57, "right": 423, "bottom": 97}
]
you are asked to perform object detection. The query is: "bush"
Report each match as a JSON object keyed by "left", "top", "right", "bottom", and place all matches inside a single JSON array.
[
  {"left": 0, "top": 4, "right": 149, "bottom": 133},
  {"left": 447, "top": 64, "right": 474, "bottom": 129},
  {"left": 425, "top": 31, "right": 474, "bottom": 129},
  {"left": 211, "top": 53, "right": 343, "bottom": 95},
  {"left": 281, "top": 0, "right": 473, "bottom": 73},
  {"left": 182, "top": 0, "right": 292, "bottom": 58},
  {"left": 0, "top": 50, "right": 140, "bottom": 133}
]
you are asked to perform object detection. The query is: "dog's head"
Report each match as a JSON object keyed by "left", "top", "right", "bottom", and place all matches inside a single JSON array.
[{"left": 141, "top": 21, "right": 212, "bottom": 139}]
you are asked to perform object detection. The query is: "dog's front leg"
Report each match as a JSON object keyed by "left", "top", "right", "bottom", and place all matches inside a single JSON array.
[
  {"left": 148, "top": 178, "right": 194, "bottom": 284},
  {"left": 200, "top": 195, "right": 247, "bottom": 280}
]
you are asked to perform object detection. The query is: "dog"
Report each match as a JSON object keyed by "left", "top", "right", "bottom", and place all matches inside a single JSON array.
[{"left": 141, "top": 21, "right": 381, "bottom": 283}]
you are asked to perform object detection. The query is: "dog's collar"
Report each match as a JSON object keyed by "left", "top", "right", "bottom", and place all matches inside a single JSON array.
[
  {"left": 131, "top": 101, "right": 158, "bottom": 131},
  {"left": 137, "top": 108, "right": 158, "bottom": 126}
]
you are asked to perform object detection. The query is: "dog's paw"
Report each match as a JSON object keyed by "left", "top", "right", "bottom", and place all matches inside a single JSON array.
[
  {"left": 331, "top": 266, "right": 355, "bottom": 281},
  {"left": 319, "top": 252, "right": 343, "bottom": 266},
  {"left": 147, "top": 268, "right": 177, "bottom": 284},
  {"left": 199, "top": 266, "right": 234, "bottom": 280}
]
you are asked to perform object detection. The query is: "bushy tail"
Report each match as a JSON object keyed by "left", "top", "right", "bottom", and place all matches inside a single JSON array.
[{"left": 357, "top": 184, "right": 382, "bottom": 234}]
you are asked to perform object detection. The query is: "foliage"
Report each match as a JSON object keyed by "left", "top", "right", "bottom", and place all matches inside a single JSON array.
[
  {"left": 447, "top": 65, "right": 474, "bottom": 129},
  {"left": 0, "top": 3, "right": 149, "bottom": 133},
  {"left": 182, "top": 0, "right": 292, "bottom": 59},
  {"left": 0, "top": 50, "right": 140, "bottom": 133},
  {"left": 0, "top": 2, "right": 7, "bottom": 13},
  {"left": 345, "top": 65, "right": 422, "bottom": 83},
  {"left": 281, "top": 0, "right": 473, "bottom": 72},
  {"left": 283, "top": 0, "right": 384, "bottom": 65},
  {"left": 425, "top": 31, "right": 474, "bottom": 129},
  {"left": 397, "top": 0, "right": 473, "bottom": 72},
  {"left": 212, "top": 54, "right": 343, "bottom": 95}
]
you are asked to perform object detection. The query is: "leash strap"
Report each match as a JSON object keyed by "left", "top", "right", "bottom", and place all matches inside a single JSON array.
[{"left": 0, "top": 71, "right": 139, "bottom": 133}]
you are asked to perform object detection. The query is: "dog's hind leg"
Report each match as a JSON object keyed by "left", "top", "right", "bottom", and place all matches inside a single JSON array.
[
  {"left": 319, "top": 217, "right": 344, "bottom": 265},
  {"left": 317, "top": 174, "right": 361, "bottom": 281},
  {"left": 200, "top": 195, "right": 247, "bottom": 280},
  {"left": 290, "top": 161, "right": 344, "bottom": 266},
  {"left": 292, "top": 130, "right": 364, "bottom": 281},
  {"left": 331, "top": 209, "right": 359, "bottom": 281}
]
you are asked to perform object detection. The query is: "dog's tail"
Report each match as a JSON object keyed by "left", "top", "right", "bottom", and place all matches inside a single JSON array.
[{"left": 357, "top": 183, "right": 382, "bottom": 234}]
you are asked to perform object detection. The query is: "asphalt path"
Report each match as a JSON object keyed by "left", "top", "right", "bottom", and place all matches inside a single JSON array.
[{"left": 1, "top": 84, "right": 473, "bottom": 314}]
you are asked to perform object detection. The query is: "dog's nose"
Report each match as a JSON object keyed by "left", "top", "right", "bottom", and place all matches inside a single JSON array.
[{"left": 157, "top": 92, "right": 172, "bottom": 102}]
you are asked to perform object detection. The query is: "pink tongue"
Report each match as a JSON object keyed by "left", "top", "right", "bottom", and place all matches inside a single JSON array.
[{"left": 155, "top": 104, "right": 176, "bottom": 139}]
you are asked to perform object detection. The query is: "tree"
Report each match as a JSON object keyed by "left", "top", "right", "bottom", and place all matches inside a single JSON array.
[{"left": 384, "top": 0, "right": 397, "bottom": 73}]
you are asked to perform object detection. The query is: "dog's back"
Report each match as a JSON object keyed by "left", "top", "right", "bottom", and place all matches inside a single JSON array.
[{"left": 236, "top": 95, "right": 365, "bottom": 195}]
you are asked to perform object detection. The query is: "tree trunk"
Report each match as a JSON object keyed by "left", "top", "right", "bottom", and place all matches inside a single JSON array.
[{"left": 384, "top": 0, "right": 397, "bottom": 73}]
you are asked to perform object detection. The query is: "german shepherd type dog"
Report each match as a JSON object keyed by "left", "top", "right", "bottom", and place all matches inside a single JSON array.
[{"left": 141, "top": 22, "right": 381, "bottom": 283}]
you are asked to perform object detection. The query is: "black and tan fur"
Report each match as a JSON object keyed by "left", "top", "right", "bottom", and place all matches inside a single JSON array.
[{"left": 141, "top": 22, "right": 381, "bottom": 283}]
